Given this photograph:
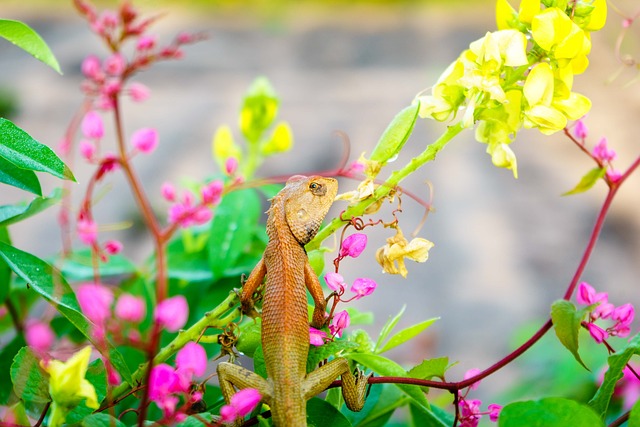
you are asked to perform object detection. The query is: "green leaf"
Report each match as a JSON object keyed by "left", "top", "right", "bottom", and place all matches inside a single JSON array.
[
  {"left": 498, "top": 397, "right": 604, "bottom": 427},
  {"left": 550, "top": 300, "right": 589, "bottom": 370},
  {"left": 589, "top": 333, "right": 640, "bottom": 418},
  {"left": 374, "top": 305, "right": 405, "bottom": 352},
  {"left": 0, "top": 118, "right": 74, "bottom": 181},
  {"left": 370, "top": 101, "right": 420, "bottom": 164},
  {"left": 0, "top": 334, "right": 26, "bottom": 404},
  {"left": 348, "top": 353, "right": 428, "bottom": 409},
  {"left": 562, "top": 167, "right": 606, "bottom": 196},
  {"left": 0, "top": 19, "right": 61, "bottom": 73},
  {"left": 307, "top": 397, "right": 352, "bottom": 427},
  {"left": 81, "top": 413, "right": 126, "bottom": 427},
  {"left": 378, "top": 317, "right": 438, "bottom": 354},
  {"left": 10, "top": 346, "right": 50, "bottom": 403},
  {"left": 208, "top": 189, "right": 261, "bottom": 279},
  {"left": 630, "top": 398, "right": 640, "bottom": 427},
  {"left": 0, "top": 188, "right": 62, "bottom": 226},
  {"left": 0, "top": 155, "right": 41, "bottom": 195},
  {"left": 407, "top": 357, "right": 450, "bottom": 382}
]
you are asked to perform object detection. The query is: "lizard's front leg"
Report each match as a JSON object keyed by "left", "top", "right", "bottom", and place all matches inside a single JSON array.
[{"left": 302, "top": 358, "right": 371, "bottom": 411}]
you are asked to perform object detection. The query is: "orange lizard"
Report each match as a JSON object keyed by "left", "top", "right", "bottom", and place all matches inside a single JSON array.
[{"left": 217, "top": 175, "right": 371, "bottom": 426}]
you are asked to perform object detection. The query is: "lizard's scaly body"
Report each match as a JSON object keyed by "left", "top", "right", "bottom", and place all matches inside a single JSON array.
[{"left": 217, "top": 175, "right": 370, "bottom": 426}]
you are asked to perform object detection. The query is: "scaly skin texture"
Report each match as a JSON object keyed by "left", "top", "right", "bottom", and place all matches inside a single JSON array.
[{"left": 217, "top": 175, "right": 371, "bottom": 426}]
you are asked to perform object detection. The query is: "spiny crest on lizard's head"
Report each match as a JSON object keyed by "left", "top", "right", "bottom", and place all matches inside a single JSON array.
[{"left": 281, "top": 175, "right": 338, "bottom": 245}]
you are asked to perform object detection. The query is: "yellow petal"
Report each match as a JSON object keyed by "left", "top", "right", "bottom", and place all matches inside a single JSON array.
[{"left": 523, "top": 63, "right": 554, "bottom": 106}]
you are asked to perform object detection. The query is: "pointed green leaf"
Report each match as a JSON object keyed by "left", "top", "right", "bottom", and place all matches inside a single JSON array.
[
  {"left": 370, "top": 101, "right": 420, "bottom": 164},
  {"left": 378, "top": 317, "right": 438, "bottom": 354},
  {"left": 307, "top": 398, "right": 352, "bottom": 427},
  {"left": 589, "top": 334, "right": 640, "bottom": 418},
  {"left": 348, "top": 352, "right": 429, "bottom": 409},
  {"left": 208, "top": 189, "right": 261, "bottom": 279},
  {"left": 0, "top": 155, "right": 41, "bottom": 195},
  {"left": 0, "top": 188, "right": 62, "bottom": 226},
  {"left": 0, "top": 19, "right": 61, "bottom": 73},
  {"left": 499, "top": 397, "right": 604, "bottom": 427},
  {"left": 0, "top": 118, "right": 74, "bottom": 181},
  {"left": 374, "top": 305, "right": 405, "bottom": 352},
  {"left": 562, "top": 167, "right": 606, "bottom": 196},
  {"left": 550, "top": 300, "right": 589, "bottom": 370},
  {"left": 10, "top": 346, "right": 50, "bottom": 403}
]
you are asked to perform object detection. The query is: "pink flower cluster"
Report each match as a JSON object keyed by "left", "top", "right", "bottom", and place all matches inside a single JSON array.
[
  {"left": 576, "top": 282, "right": 635, "bottom": 343},
  {"left": 219, "top": 388, "right": 262, "bottom": 424},
  {"left": 148, "top": 342, "right": 208, "bottom": 422},
  {"left": 162, "top": 181, "right": 224, "bottom": 228},
  {"left": 457, "top": 369, "right": 502, "bottom": 427}
]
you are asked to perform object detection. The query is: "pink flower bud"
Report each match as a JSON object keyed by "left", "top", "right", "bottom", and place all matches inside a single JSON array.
[
  {"left": 161, "top": 182, "right": 176, "bottom": 201},
  {"left": 225, "top": 157, "right": 238, "bottom": 175},
  {"left": 155, "top": 295, "right": 188, "bottom": 332},
  {"left": 25, "top": 321, "right": 55, "bottom": 354},
  {"left": 340, "top": 233, "right": 367, "bottom": 258},
  {"left": 351, "top": 277, "right": 377, "bottom": 300},
  {"left": 324, "top": 272, "right": 345, "bottom": 292},
  {"left": 79, "top": 140, "right": 96, "bottom": 161},
  {"left": 586, "top": 322, "right": 608, "bottom": 343},
  {"left": 329, "top": 310, "right": 350, "bottom": 338},
  {"left": 176, "top": 342, "right": 207, "bottom": 378},
  {"left": 136, "top": 35, "right": 156, "bottom": 51},
  {"left": 77, "top": 218, "right": 98, "bottom": 245},
  {"left": 81, "top": 55, "right": 102, "bottom": 80},
  {"left": 131, "top": 128, "right": 158, "bottom": 154},
  {"left": 77, "top": 283, "right": 114, "bottom": 324},
  {"left": 128, "top": 82, "right": 150, "bottom": 102},
  {"left": 201, "top": 181, "right": 223, "bottom": 205},
  {"left": 81, "top": 111, "right": 104, "bottom": 139},
  {"left": 115, "top": 293, "right": 146, "bottom": 323},
  {"left": 104, "top": 240, "right": 123, "bottom": 255},
  {"left": 104, "top": 53, "right": 126, "bottom": 76},
  {"left": 309, "top": 327, "right": 327, "bottom": 346}
]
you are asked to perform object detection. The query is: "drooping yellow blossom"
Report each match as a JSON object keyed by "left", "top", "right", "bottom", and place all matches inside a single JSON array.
[
  {"left": 41, "top": 346, "right": 99, "bottom": 427},
  {"left": 376, "top": 227, "right": 434, "bottom": 278}
]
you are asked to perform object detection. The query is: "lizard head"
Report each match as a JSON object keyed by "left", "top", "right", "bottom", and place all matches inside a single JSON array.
[{"left": 283, "top": 175, "right": 338, "bottom": 245}]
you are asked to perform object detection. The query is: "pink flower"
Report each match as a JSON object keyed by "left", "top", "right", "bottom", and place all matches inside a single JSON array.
[
  {"left": 576, "top": 282, "right": 607, "bottom": 306},
  {"left": 586, "top": 322, "right": 609, "bottom": 343},
  {"left": 104, "top": 240, "right": 123, "bottom": 255},
  {"left": 161, "top": 182, "right": 176, "bottom": 201},
  {"left": 351, "top": 277, "right": 376, "bottom": 300},
  {"left": 487, "top": 403, "right": 502, "bottom": 422},
  {"left": 309, "top": 327, "right": 327, "bottom": 346},
  {"left": 131, "top": 128, "right": 158, "bottom": 154},
  {"left": 593, "top": 137, "right": 616, "bottom": 162},
  {"left": 104, "top": 53, "right": 126, "bottom": 76},
  {"left": 77, "top": 218, "right": 98, "bottom": 245},
  {"left": 115, "top": 294, "right": 146, "bottom": 323},
  {"left": 25, "top": 321, "right": 55, "bottom": 354},
  {"left": 176, "top": 342, "right": 207, "bottom": 378},
  {"left": 329, "top": 310, "right": 350, "bottom": 338},
  {"left": 155, "top": 296, "right": 188, "bottom": 332},
  {"left": 136, "top": 35, "right": 156, "bottom": 51},
  {"left": 128, "top": 82, "right": 150, "bottom": 102},
  {"left": 81, "top": 55, "right": 102, "bottom": 80},
  {"left": 81, "top": 111, "right": 104, "bottom": 139},
  {"left": 77, "top": 283, "right": 114, "bottom": 324},
  {"left": 219, "top": 388, "right": 262, "bottom": 424},
  {"left": 79, "top": 140, "right": 96, "bottom": 161},
  {"left": 340, "top": 233, "right": 367, "bottom": 258},
  {"left": 225, "top": 157, "right": 238, "bottom": 175},
  {"left": 463, "top": 368, "right": 482, "bottom": 391},
  {"left": 573, "top": 119, "right": 588, "bottom": 140},
  {"left": 324, "top": 272, "right": 345, "bottom": 293},
  {"left": 201, "top": 181, "right": 223, "bottom": 205}
]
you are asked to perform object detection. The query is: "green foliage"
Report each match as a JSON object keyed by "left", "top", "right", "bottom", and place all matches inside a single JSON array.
[
  {"left": 0, "top": 19, "right": 61, "bottom": 73},
  {"left": 551, "top": 300, "right": 590, "bottom": 369},
  {"left": 499, "top": 397, "right": 604, "bottom": 427}
]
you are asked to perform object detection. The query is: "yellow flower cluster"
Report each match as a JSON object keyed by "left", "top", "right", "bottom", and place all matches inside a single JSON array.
[{"left": 418, "top": 0, "right": 607, "bottom": 177}]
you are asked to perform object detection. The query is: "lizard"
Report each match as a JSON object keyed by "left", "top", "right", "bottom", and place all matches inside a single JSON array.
[{"left": 217, "top": 175, "right": 371, "bottom": 426}]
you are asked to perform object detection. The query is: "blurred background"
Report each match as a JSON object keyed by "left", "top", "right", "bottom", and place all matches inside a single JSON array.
[{"left": 1, "top": 0, "right": 640, "bottom": 408}]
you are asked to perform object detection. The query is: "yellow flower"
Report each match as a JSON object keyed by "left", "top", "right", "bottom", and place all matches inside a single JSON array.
[
  {"left": 376, "top": 227, "right": 434, "bottom": 278},
  {"left": 41, "top": 347, "right": 99, "bottom": 427}
]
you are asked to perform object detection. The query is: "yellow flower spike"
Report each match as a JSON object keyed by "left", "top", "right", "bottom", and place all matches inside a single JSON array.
[
  {"left": 518, "top": 0, "right": 540, "bottom": 24},
  {"left": 531, "top": 8, "right": 573, "bottom": 52},
  {"left": 496, "top": 0, "right": 517, "bottom": 30},
  {"left": 41, "top": 347, "right": 99, "bottom": 427},
  {"left": 584, "top": 0, "right": 607, "bottom": 31}
]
